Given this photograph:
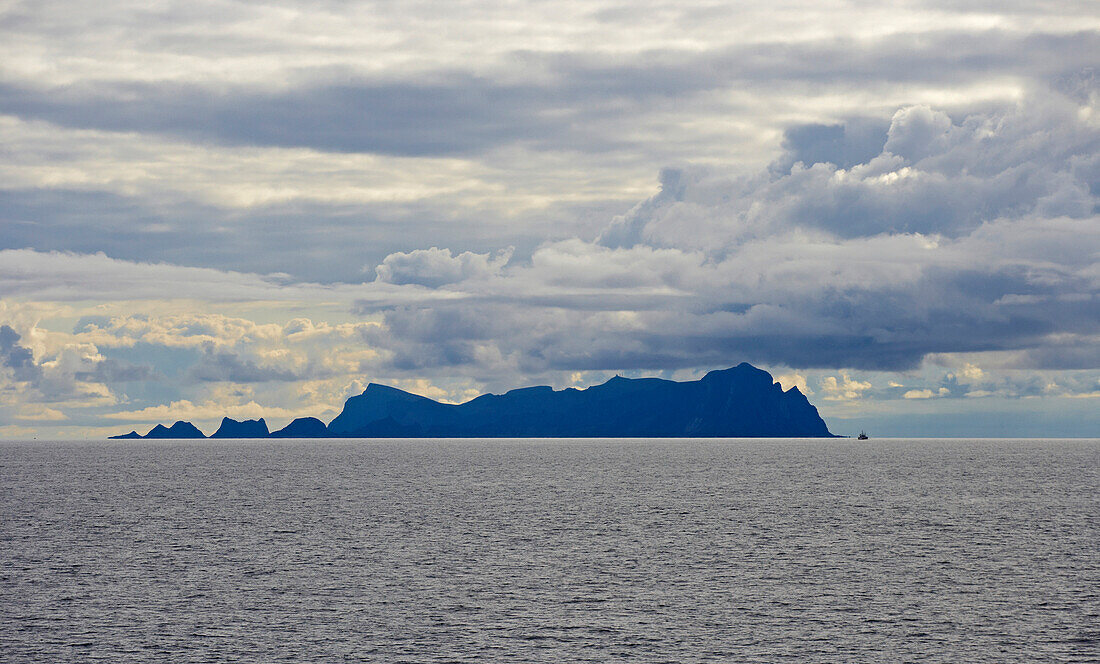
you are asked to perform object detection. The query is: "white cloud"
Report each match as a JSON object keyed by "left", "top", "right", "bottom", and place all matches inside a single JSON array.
[
  {"left": 775, "top": 372, "right": 812, "bottom": 394},
  {"left": 821, "top": 374, "right": 873, "bottom": 401},
  {"left": 12, "top": 404, "right": 67, "bottom": 421},
  {"left": 903, "top": 387, "right": 949, "bottom": 399},
  {"left": 374, "top": 246, "right": 513, "bottom": 287},
  {"left": 604, "top": 93, "right": 1100, "bottom": 252}
]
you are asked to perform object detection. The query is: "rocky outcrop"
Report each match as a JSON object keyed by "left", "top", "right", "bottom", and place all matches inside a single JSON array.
[
  {"left": 269, "top": 417, "right": 329, "bottom": 438},
  {"left": 210, "top": 417, "right": 269, "bottom": 438},
  {"left": 141, "top": 421, "right": 206, "bottom": 439}
]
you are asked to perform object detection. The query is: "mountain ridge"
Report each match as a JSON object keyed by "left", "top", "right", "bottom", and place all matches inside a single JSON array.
[{"left": 109, "top": 363, "right": 837, "bottom": 438}]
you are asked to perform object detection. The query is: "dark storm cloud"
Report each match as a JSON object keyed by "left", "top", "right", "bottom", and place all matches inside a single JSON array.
[{"left": 1, "top": 30, "right": 1095, "bottom": 156}]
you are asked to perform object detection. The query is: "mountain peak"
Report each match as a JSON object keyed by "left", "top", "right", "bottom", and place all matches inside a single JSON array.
[
  {"left": 270, "top": 417, "right": 328, "bottom": 438},
  {"left": 141, "top": 420, "right": 206, "bottom": 439},
  {"left": 211, "top": 417, "right": 269, "bottom": 439}
]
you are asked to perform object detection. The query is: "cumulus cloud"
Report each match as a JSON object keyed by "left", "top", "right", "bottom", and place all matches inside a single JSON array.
[
  {"left": 358, "top": 217, "right": 1098, "bottom": 373},
  {"left": 0, "top": 324, "right": 41, "bottom": 382},
  {"left": 374, "top": 246, "right": 512, "bottom": 287},
  {"left": 603, "top": 94, "right": 1100, "bottom": 250},
  {"left": 446, "top": 92, "right": 1096, "bottom": 374},
  {"left": 821, "top": 374, "right": 874, "bottom": 401},
  {"left": 13, "top": 404, "right": 67, "bottom": 421},
  {"left": 775, "top": 372, "right": 812, "bottom": 395},
  {"left": 903, "top": 388, "right": 950, "bottom": 399},
  {"left": 0, "top": 320, "right": 124, "bottom": 424}
]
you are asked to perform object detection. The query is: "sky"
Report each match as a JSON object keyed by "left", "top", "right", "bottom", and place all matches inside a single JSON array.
[{"left": 1, "top": 0, "right": 1098, "bottom": 438}]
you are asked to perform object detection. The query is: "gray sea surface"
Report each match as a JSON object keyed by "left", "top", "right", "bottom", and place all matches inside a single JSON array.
[{"left": 2, "top": 438, "right": 1098, "bottom": 662}]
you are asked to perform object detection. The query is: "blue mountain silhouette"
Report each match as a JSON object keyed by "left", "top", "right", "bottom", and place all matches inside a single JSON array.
[
  {"left": 110, "top": 363, "right": 835, "bottom": 439},
  {"left": 327, "top": 363, "right": 833, "bottom": 437},
  {"left": 270, "top": 417, "right": 329, "bottom": 438},
  {"left": 131, "top": 420, "right": 206, "bottom": 439},
  {"left": 210, "top": 417, "right": 269, "bottom": 438}
]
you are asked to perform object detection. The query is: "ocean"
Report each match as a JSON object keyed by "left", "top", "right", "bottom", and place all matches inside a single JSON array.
[{"left": 2, "top": 438, "right": 1097, "bottom": 662}]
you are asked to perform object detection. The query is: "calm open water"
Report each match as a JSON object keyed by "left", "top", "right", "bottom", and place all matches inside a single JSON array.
[{"left": 2, "top": 438, "right": 1097, "bottom": 663}]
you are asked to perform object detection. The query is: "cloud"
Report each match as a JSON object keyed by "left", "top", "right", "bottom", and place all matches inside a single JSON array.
[
  {"left": 346, "top": 91, "right": 1099, "bottom": 375},
  {"left": 74, "top": 358, "right": 159, "bottom": 383},
  {"left": 955, "top": 363, "right": 985, "bottom": 383},
  {"left": 2, "top": 30, "right": 1098, "bottom": 155},
  {"left": 0, "top": 324, "right": 41, "bottom": 382},
  {"left": 0, "top": 249, "right": 358, "bottom": 301},
  {"left": 604, "top": 94, "right": 1100, "bottom": 250},
  {"left": 7, "top": 92, "right": 1097, "bottom": 383},
  {"left": 821, "top": 374, "right": 873, "bottom": 401},
  {"left": 3, "top": 12, "right": 1097, "bottom": 288},
  {"left": 903, "top": 388, "right": 949, "bottom": 399},
  {"left": 883, "top": 105, "right": 960, "bottom": 162},
  {"left": 770, "top": 118, "right": 890, "bottom": 174},
  {"left": 374, "top": 246, "right": 512, "bottom": 287},
  {"left": 187, "top": 344, "right": 303, "bottom": 383},
  {"left": 775, "top": 372, "right": 812, "bottom": 395},
  {"left": 12, "top": 404, "right": 67, "bottom": 421},
  {"left": 356, "top": 221, "right": 1097, "bottom": 373},
  {"left": 0, "top": 182, "right": 603, "bottom": 284},
  {"left": 0, "top": 320, "right": 125, "bottom": 418}
]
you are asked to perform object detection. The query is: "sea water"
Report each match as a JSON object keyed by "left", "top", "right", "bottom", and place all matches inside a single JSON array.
[{"left": 2, "top": 438, "right": 1097, "bottom": 662}]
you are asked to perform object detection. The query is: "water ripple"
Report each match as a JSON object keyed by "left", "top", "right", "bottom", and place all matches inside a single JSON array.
[{"left": 2, "top": 438, "right": 1097, "bottom": 662}]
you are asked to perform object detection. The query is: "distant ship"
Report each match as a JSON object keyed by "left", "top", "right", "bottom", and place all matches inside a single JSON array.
[{"left": 857, "top": 430, "right": 869, "bottom": 440}]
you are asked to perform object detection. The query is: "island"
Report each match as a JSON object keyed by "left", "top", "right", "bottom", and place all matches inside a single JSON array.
[{"left": 110, "top": 363, "right": 836, "bottom": 438}]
